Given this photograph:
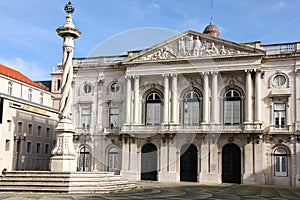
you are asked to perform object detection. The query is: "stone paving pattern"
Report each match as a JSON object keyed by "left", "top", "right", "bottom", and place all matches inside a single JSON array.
[{"left": 1, "top": 182, "right": 300, "bottom": 200}]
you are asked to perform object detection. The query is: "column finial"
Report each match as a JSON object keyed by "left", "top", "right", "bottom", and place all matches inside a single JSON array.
[{"left": 64, "top": 1, "right": 75, "bottom": 14}]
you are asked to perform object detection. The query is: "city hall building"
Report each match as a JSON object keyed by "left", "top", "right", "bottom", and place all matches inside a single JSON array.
[{"left": 51, "top": 22, "right": 300, "bottom": 187}]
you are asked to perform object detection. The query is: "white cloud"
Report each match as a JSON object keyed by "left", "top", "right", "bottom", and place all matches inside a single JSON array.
[
  {"left": 0, "top": 57, "right": 49, "bottom": 81},
  {"left": 151, "top": 2, "right": 160, "bottom": 9}
]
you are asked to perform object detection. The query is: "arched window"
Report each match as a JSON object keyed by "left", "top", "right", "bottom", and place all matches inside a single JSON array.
[
  {"left": 79, "top": 146, "right": 90, "bottom": 171},
  {"left": 274, "top": 147, "right": 288, "bottom": 176},
  {"left": 224, "top": 89, "right": 241, "bottom": 125},
  {"left": 146, "top": 92, "right": 162, "bottom": 125},
  {"left": 28, "top": 89, "right": 32, "bottom": 102},
  {"left": 83, "top": 83, "right": 92, "bottom": 94},
  {"left": 8, "top": 82, "right": 12, "bottom": 95},
  {"left": 108, "top": 147, "right": 119, "bottom": 172},
  {"left": 183, "top": 91, "right": 200, "bottom": 126}
]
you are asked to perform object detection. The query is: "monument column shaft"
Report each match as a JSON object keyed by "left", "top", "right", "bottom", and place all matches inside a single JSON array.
[{"left": 51, "top": 9, "right": 81, "bottom": 172}]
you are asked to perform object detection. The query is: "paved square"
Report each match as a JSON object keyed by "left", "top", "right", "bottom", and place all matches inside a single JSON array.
[{"left": 1, "top": 182, "right": 300, "bottom": 199}]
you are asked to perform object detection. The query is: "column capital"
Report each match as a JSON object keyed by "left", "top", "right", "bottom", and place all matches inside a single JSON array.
[
  {"left": 171, "top": 73, "right": 178, "bottom": 77},
  {"left": 134, "top": 75, "right": 140, "bottom": 79},
  {"left": 163, "top": 73, "right": 170, "bottom": 77},
  {"left": 209, "top": 71, "right": 219, "bottom": 75},
  {"left": 245, "top": 69, "right": 253, "bottom": 73},
  {"left": 125, "top": 75, "right": 133, "bottom": 79}
]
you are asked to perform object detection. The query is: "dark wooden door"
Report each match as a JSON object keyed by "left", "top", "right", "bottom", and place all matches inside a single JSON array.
[
  {"left": 180, "top": 144, "right": 198, "bottom": 182},
  {"left": 222, "top": 143, "right": 241, "bottom": 184},
  {"left": 141, "top": 143, "right": 157, "bottom": 181}
]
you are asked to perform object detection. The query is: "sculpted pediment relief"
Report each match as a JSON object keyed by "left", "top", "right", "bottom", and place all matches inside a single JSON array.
[{"left": 125, "top": 30, "right": 265, "bottom": 63}]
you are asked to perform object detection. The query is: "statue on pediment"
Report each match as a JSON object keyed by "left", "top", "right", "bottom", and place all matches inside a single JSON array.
[{"left": 136, "top": 33, "right": 251, "bottom": 61}]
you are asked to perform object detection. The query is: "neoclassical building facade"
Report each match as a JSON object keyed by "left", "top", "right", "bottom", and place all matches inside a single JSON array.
[{"left": 51, "top": 25, "right": 300, "bottom": 187}]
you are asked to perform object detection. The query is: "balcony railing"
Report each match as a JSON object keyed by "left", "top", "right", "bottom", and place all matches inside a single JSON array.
[
  {"left": 268, "top": 125, "right": 292, "bottom": 134},
  {"left": 262, "top": 43, "right": 296, "bottom": 53},
  {"left": 118, "top": 123, "right": 263, "bottom": 134}
]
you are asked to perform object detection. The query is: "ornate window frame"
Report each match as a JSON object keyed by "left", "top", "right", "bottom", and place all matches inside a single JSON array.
[{"left": 269, "top": 71, "right": 290, "bottom": 88}]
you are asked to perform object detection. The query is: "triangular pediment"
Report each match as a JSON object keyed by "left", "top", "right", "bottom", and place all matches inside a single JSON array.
[{"left": 124, "top": 30, "right": 265, "bottom": 63}]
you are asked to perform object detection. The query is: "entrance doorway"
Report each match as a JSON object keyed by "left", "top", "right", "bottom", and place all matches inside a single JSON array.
[
  {"left": 180, "top": 144, "right": 198, "bottom": 182},
  {"left": 222, "top": 143, "right": 241, "bottom": 184},
  {"left": 79, "top": 146, "right": 91, "bottom": 171},
  {"left": 141, "top": 143, "right": 157, "bottom": 181}
]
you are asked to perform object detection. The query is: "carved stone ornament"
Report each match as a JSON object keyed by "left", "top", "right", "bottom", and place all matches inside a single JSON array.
[{"left": 137, "top": 34, "right": 249, "bottom": 61}]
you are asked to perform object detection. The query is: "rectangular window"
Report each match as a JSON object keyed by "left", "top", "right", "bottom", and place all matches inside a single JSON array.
[
  {"left": 28, "top": 89, "right": 32, "bottom": 102},
  {"left": 27, "top": 142, "right": 32, "bottom": 153},
  {"left": 39, "top": 93, "right": 44, "bottom": 105},
  {"left": 45, "top": 144, "right": 50, "bottom": 154},
  {"left": 36, "top": 143, "right": 41, "bottom": 154},
  {"left": 146, "top": 103, "right": 161, "bottom": 125},
  {"left": 274, "top": 103, "right": 286, "bottom": 128},
  {"left": 81, "top": 107, "right": 91, "bottom": 128},
  {"left": 18, "top": 122, "right": 23, "bottom": 134},
  {"left": 109, "top": 108, "right": 119, "bottom": 129},
  {"left": 224, "top": 101, "right": 241, "bottom": 125},
  {"left": 275, "top": 155, "right": 288, "bottom": 176},
  {"left": 37, "top": 126, "right": 41, "bottom": 136},
  {"left": 184, "top": 102, "right": 200, "bottom": 126},
  {"left": 7, "top": 120, "right": 12, "bottom": 131},
  {"left": 28, "top": 124, "right": 33, "bottom": 135},
  {"left": 5, "top": 140, "right": 10, "bottom": 151},
  {"left": 0, "top": 98, "right": 3, "bottom": 124},
  {"left": 46, "top": 128, "right": 50, "bottom": 138}
]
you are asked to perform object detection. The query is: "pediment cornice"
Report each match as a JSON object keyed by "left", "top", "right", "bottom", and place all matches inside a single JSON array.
[{"left": 123, "top": 30, "right": 265, "bottom": 64}]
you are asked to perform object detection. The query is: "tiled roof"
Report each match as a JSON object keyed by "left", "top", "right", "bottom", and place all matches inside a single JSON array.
[{"left": 0, "top": 64, "right": 48, "bottom": 91}]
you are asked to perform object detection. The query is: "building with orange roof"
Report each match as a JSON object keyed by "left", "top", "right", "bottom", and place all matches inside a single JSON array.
[{"left": 0, "top": 64, "right": 58, "bottom": 171}]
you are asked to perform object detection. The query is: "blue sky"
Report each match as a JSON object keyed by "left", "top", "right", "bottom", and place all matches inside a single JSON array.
[{"left": 0, "top": 0, "right": 300, "bottom": 81}]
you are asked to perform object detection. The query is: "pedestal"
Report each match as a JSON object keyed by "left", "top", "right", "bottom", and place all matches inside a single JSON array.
[{"left": 50, "top": 119, "right": 76, "bottom": 172}]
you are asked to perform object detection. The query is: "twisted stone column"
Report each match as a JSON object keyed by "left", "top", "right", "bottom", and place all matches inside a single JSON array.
[{"left": 50, "top": 6, "right": 81, "bottom": 172}]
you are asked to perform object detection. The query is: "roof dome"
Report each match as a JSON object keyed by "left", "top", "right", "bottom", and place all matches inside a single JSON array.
[{"left": 203, "top": 22, "right": 220, "bottom": 38}]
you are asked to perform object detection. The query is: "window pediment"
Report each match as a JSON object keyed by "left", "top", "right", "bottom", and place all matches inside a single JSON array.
[{"left": 269, "top": 89, "right": 291, "bottom": 98}]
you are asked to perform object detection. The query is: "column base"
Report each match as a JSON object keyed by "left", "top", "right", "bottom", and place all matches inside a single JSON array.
[
  {"left": 158, "top": 171, "right": 179, "bottom": 182},
  {"left": 50, "top": 155, "right": 77, "bottom": 172},
  {"left": 120, "top": 170, "right": 140, "bottom": 181},
  {"left": 243, "top": 173, "right": 266, "bottom": 185},
  {"left": 199, "top": 172, "right": 220, "bottom": 184}
]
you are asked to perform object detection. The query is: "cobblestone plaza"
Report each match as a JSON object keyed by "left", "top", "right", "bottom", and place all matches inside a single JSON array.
[{"left": 0, "top": 182, "right": 300, "bottom": 200}]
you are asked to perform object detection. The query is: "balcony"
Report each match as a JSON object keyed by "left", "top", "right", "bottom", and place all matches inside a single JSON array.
[
  {"left": 267, "top": 125, "right": 293, "bottom": 134},
  {"left": 119, "top": 123, "right": 263, "bottom": 135}
]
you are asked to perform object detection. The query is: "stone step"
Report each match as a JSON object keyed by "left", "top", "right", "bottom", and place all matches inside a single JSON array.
[{"left": 0, "top": 171, "right": 136, "bottom": 194}]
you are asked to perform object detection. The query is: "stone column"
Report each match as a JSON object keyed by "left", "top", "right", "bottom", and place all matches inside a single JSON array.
[
  {"left": 202, "top": 72, "right": 209, "bottom": 124},
  {"left": 211, "top": 72, "right": 219, "bottom": 124},
  {"left": 125, "top": 76, "right": 132, "bottom": 124},
  {"left": 134, "top": 76, "right": 140, "bottom": 124},
  {"left": 171, "top": 74, "right": 178, "bottom": 124},
  {"left": 50, "top": 5, "right": 81, "bottom": 172},
  {"left": 255, "top": 70, "right": 262, "bottom": 123},
  {"left": 120, "top": 136, "right": 129, "bottom": 175},
  {"left": 245, "top": 70, "right": 253, "bottom": 123},
  {"left": 163, "top": 74, "right": 169, "bottom": 124}
]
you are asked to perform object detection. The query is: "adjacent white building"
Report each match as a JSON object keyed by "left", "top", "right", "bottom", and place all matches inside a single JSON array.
[{"left": 0, "top": 64, "right": 58, "bottom": 171}]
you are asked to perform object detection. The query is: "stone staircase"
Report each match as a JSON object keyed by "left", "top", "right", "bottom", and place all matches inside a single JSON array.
[{"left": 0, "top": 171, "right": 136, "bottom": 194}]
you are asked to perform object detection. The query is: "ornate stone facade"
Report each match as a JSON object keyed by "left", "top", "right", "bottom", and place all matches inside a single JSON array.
[{"left": 54, "top": 30, "right": 300, "bottom": 187}]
